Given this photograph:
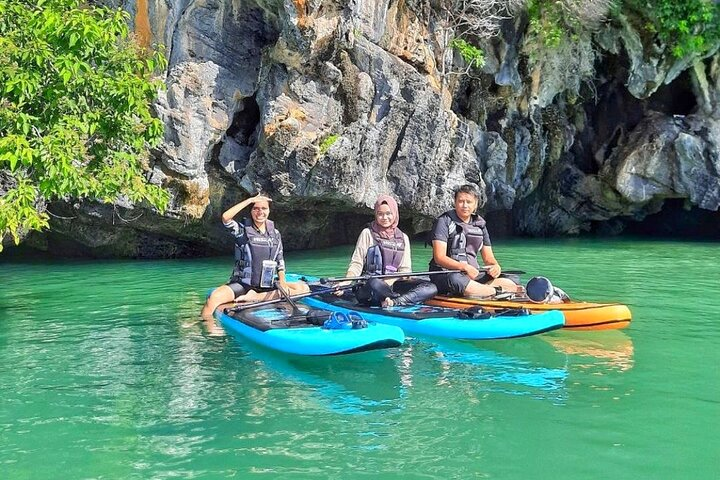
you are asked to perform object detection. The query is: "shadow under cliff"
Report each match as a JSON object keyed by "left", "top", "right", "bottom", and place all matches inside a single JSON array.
[{"left": 611, "top": 199, "right": 720, "bottom": 240}]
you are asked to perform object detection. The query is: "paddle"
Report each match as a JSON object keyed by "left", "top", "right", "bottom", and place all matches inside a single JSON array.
[
  {"left": 276, "top": 282, "right": 303, "bottom": 316},
  {"left": 319, "top": 267, "right": 525, "bottom": 284},
  {"left": 225, "top": 283, "right": 356, "bottom": 314},
  {"left": 319, "top": 269, "right": 460, "bottom": 284}
]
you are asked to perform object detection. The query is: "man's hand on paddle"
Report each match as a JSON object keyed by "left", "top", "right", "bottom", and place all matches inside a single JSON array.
[
  {"left": 484, "top": 263, "right": 501, "bottom": 278},
  {"left": 460, "top": 263, "right": 481, "bottom": 280},
  {"left": 460, "top": 263, "right": 501, "bottom": 280}
]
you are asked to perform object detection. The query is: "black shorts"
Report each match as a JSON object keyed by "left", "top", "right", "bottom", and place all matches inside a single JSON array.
[
  {"left": 430, "top": 271, "right": 493, "bottom": 296},
  {"left": 226, "top": 282, "right": 276, "bottom": 298}
]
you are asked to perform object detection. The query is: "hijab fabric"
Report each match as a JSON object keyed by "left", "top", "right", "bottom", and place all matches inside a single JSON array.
[{"left": 370, "top": 195, "right": 399, "bottom": 239}]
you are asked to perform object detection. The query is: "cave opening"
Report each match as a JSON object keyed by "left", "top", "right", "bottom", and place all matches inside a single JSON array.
[
  {"left": 450, "top": 78, "right": 476, "bottom": 121},
  {"left": 227, "top": 95, "right": 261, "bottom": 146},
  {"left": 621, "top": 199, "right": 720, "bottom": 239},
  {"left": 646, "top": 69, "right": 697, "bottom": 117},
  {"left": 579, "top": 58, "right": 698, "bottom": 177},
  {"left": 212, "top": 95, "right": 262, "bottom": 176}
]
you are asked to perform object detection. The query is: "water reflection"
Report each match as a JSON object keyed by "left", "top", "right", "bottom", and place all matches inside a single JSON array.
[
  {"left": 541, "top": 330, "right": 635, "bottom": 372},
  {"left": 214, "top": 317, "right": 570, "bottom": 412},
  {"left": 217, "top": 325, "right": 404, "bottom": 415},
  {"left": 403, "top": 338, "right": 569, "bottom": 404}
]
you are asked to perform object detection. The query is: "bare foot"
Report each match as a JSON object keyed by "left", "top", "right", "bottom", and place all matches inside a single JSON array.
[
  {"left": 202, "top": 317, "right": 226, "bottom": 337},
  {"left": 381, "top": 298, "right": 395, "bottom": 308}
]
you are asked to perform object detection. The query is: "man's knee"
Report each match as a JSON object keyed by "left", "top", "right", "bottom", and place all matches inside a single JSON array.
[{"left": 463, "top": 280, "right": 496, "bottom": 297}]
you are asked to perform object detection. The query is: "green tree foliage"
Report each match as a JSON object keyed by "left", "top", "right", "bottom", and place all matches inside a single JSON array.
[
  {"left": 0, "top": 0, "right": 168, "bottom": 250},
  {"left": 527, "top": 0, "right": 568, "bottom": 48},
  {"left": 450, "top": 38, "right": 486, "bottom": 69},
  {"left": 527, "top": 0, "right": 612, "bottom": 48},
  {"left": 635, "top": 0, "right": 720, "bottom": 57}
]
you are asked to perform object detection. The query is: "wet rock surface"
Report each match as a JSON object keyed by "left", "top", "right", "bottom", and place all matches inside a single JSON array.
[{"left": 17, "top": 0, "right": 720, "bottom": 257}]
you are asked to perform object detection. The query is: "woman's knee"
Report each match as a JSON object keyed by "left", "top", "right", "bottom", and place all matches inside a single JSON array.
[
  {"left": 366, "top": 277, "right": 394, "bottom": 298},
  {"left": 294, "top": 282, "right": 310, "bottom": 294},
  {"left": 409, "top": 281, "right": 438, "bottom": 302},
  {"left": 203, "top": 286, "right": 234, "bottom": 316},
  {"left": 355, "top": 278, "right": 393, "bottom": 306}
]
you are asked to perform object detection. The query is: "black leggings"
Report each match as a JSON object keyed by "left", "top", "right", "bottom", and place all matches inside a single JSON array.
[{"left": 355, "top": 277, "right": 438, "bottom": 307}]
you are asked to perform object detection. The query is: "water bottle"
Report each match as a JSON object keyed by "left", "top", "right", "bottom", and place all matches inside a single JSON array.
[{"left": 259, "top": 260, "right": 277, "bottom": 288}]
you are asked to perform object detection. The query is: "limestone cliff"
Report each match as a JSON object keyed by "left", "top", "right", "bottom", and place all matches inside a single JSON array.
[{"left": 23, "top": 0, "right": 720, "bottom": 257}]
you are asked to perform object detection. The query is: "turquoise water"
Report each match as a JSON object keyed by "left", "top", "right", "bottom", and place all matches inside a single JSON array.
[{"left": 1, "top": 239, "right": 718, "bottom": 479}]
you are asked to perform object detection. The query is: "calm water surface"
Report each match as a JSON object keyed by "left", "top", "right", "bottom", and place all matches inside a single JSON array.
[{"left": 1, "top": 239, "right": 718, "bottom": 479}]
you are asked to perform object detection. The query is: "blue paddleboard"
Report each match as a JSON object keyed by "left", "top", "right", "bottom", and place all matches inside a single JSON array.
[{"left": 215, "top": 302, "right": 405, "bottom": 356}]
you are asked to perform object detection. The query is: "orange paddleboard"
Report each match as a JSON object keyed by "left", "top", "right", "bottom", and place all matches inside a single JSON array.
[{"left": 427, "top": 296, "right": 632, "bottom": 330}]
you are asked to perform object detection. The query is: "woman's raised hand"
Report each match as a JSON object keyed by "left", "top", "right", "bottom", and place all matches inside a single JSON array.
[{"left": 252, "top": 193, "right": 272, "bottom": 203}]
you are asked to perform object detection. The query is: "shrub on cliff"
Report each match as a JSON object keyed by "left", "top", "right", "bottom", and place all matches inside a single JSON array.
[
  {"left": 0, "top": 0, "right": 168, "bottom": 251},
  {"left": 423, "top": 0, "right": 518, "bottom": 82},
  {"left": 527, "top": 0, "right": 613, "bottom": 48},
  {"left": 628, "top": 0, "right": 720, "bottom": 58}
]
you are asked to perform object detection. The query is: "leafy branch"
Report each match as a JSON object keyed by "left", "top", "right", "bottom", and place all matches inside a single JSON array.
[
  {"left": 0, "top": 0, "right": 169, "bottom": 250},
  {"left": 632, "top": 0, "right": 720, "bottom": 58},
  {"left": 420, "top": 0, "right": 518, "bottom": 85}
]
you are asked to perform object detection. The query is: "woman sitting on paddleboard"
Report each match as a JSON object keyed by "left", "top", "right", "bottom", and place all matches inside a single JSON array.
[
  {"left": 337, "top": 194, "right": 437, "bottom": 307},
  {"left": 201, "top": 194, "right": 309, "bottom": 318},
  {"left": 429, "top": 184, "right": 522, "bottom": 297}
]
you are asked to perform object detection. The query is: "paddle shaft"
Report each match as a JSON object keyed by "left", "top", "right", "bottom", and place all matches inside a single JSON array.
[
  {"left": 276, "top": 282, "right": 302, "bottom": 316},
  {"left": 319, "top": 270, "right": 461, "bottom": 284},
  {"left": 320, "top": 268, "right": 525, "bottom": 284}
]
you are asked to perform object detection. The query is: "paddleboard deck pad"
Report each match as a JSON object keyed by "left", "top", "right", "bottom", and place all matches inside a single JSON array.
[{"left": 215, "top": 302, "right": 405, "bottom": 356}]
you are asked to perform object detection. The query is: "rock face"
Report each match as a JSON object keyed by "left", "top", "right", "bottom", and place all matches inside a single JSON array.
[{"left": 18, "top": 0, "right": 720, "bottom": 257}]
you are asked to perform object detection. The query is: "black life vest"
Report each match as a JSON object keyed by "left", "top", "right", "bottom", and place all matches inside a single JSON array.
[
  {"left": 438, "top": 210, "right": 487, "bottom": 269},
  {"left": 230, "top": 218, "right": 282, "bottom": 287},
  {"left": 364, "top": 226, "right": 406, "bottom": 275}
]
